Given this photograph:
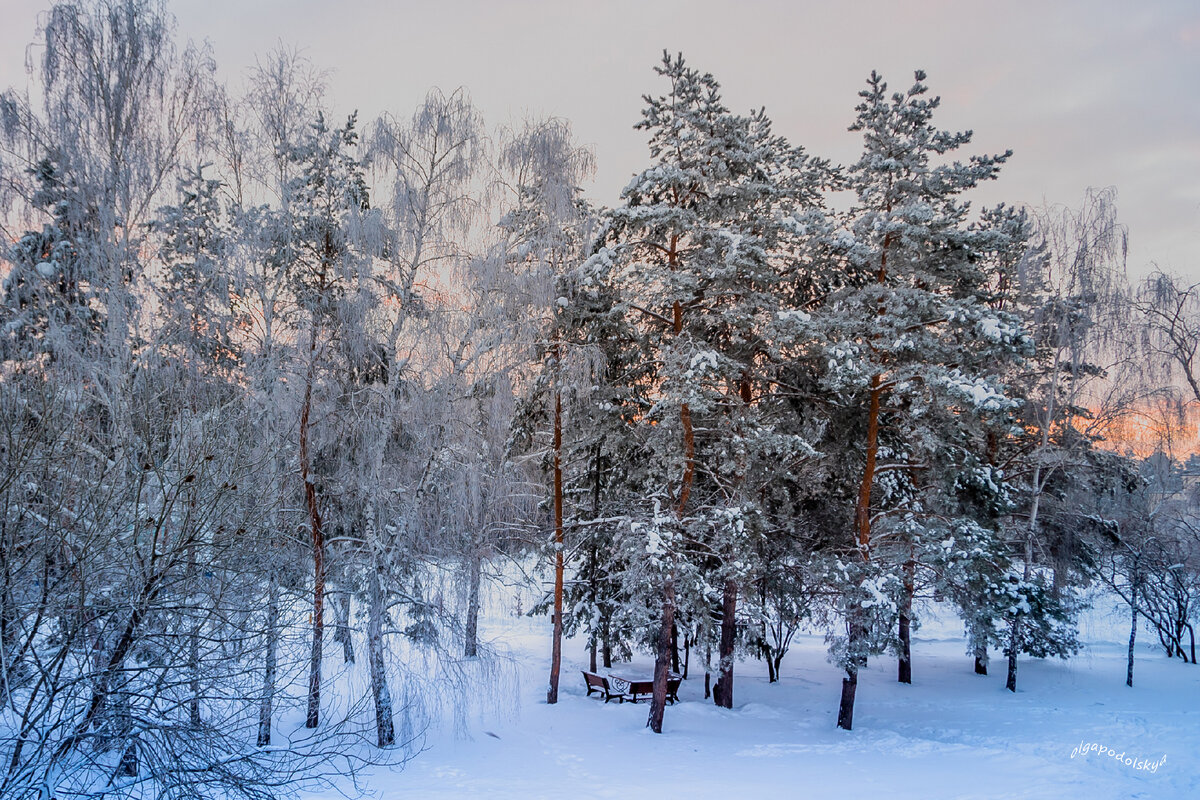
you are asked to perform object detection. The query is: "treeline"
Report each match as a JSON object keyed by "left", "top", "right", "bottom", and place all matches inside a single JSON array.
[{"left": 1, "top": 1, "right": 1198, "bottom": 798}]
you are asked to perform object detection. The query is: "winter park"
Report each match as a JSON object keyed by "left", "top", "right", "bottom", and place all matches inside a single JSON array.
[{"left": 1, "top": 0, "right": 1199, "bottom": 798}]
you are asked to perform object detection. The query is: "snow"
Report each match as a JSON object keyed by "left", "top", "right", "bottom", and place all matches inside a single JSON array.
[{"left": 299, "top": 591, "right": 1200, "bottom": 800}]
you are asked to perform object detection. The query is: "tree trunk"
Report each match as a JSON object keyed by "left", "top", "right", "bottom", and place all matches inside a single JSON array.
[
  {"left": 683, "top": 632, "right": 691, "bottom": 680},
  {"left": 186, "top": 541, "right": 202, "bottom": 728},
  {"left": 974, "top": 645, "right": 988, "bottom": 676},
  {"left": 464, "top": 552, "right": 481, "bottom": 658},
  {"left": 257, "top": 574, "right": 279, "bottom": 747},
  {"left": 589, "top": 640, "right": 597, "bottom": 673},
  {"left": 602, "top": 632, "right": 612, "bottom": 669},
  {"left": 1006, "top": 524, "right": 1035, "bottom": 693},
  {"left": 898, "top": 554, "right": 914, "bottom": 684},
  {"left": 838, "top": 368, "right": 883, "bottom": 729},
  {"left": 368, "top": 556, "right": 395, "bottom": 747},
  {"left": 838, "top": 616, "right": 865, "bottom": 730},
  {"left": 1007, "top": 479, "right": 1039, "bottom": 694},
  {"left": 855, "top": 376, "right": 883, "bottom": 557},
  {"left": 1005, "top": 615, "right": 1021, "bottom": 693},
  {"left": 334, "top": 591, "right": 355, "bottom": 665},
  {"left": 837, "top": 668, "right": 858, "bottom": 731},
  {"left": 301, "top": 325, "right": 325, "bottom": 729},
  {"left": 548, "top": 390, "right": 565, "bottom": 704},
  {"left": 1127, "top": 583, "right": 1137, "bottom": 688},
  {"left": 670, "top": 620, "right": 680, "bottom": 675},
  {"left": 117, "top": 705, "right": 138, "bottom": 778},
  {"left": 647, "top": 264, "right": 690, "bottom": 734},
  {"left": 188, "top": 617, "right": 202, "bottom": 728},
  {"left": 646, "top": 573, "right": 675, "bottom": 734},
  {"left": 0, "top": 534, "right": 15, "bottom": 705},
  {"left": 714, "top": 579, "right": 736, "bottom": 708}
]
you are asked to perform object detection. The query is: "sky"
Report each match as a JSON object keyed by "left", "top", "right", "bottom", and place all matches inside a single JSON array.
[{"left": 1, "top": 0, "right": 1197, "bottom": 278}]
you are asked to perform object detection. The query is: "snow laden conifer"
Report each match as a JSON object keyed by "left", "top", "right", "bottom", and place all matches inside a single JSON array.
[
  {"left": 780, "top": 70, "right": 1029, "bottom": 729},
  {"left": 1, "top": 159, "right": 102, "bottom": 369},
  {"left": 152, "top": 165, "right": 242, "bottom": 384},
  {"left": 598, "top": 52, "right": 828, "bottom": 730}
]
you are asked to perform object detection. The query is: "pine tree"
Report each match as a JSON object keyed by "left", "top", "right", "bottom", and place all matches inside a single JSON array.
[
  {"left": 790, "top": 70, "right": 1027, "bottom": 729},
  {"left": 1, "top": 158, "right": 102, "bottom": 367},
  {"left": 601, "top": 52, "right": 827, "bottom": 728}
]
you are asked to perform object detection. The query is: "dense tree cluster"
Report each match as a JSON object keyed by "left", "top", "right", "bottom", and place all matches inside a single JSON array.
[{"left": 1, "top": 2, "right": 1198, "bottom": 797}]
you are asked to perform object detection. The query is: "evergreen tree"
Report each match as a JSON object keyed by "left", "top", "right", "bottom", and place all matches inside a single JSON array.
[
  {"left": 786, "top": 70, "right": 1027, "bottom": 729},
  {"left": 600, "top": 52, "right": 827, "bottom": 728}
]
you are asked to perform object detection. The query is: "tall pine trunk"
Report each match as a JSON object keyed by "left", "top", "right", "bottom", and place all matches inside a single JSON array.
[
  {"left": 647, "top": 574, "right": 675, "bottom": 733},
  {"left": 838, "top": 616, "right": 866, "bottom": 731},
  {"left": 648, "top": 281, "right": 691, "bottom": 733},
  {"left": 670, "top": 621, "right": 681, "bottom": 675},
  {"left": 548, "top": 389, "right": 565, "bottom": 704},
  {"left": 837, "top": 666, "right": 858, "bottom": 731},
  {"left": 840, "top": 371, "right": 883, "bottom": 730},
  {"left": 898, "top": 552, "right": 914, "bottom": 684},
  {"left": 714, "top": 579, "right": 736, "bottom": 708}
]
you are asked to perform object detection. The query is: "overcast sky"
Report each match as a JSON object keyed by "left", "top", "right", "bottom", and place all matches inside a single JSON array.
[{"left": 2, "top": 0, "right": 1197, "bottom": 277}]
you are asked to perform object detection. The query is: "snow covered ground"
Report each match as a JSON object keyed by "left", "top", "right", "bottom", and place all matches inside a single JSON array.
[{"left": 303, "top": 591, "right": 1200, "bottom": 800}]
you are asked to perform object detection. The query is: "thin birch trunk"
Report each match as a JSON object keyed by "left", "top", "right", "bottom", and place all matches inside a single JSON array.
[
  {"left": 334, "top": 590, "right": 355, "bottom": 664},
  {"left": 464, "top": 552, "right": 481, "bottom": 658},
  {"left": 1127, "top": 578, "right": 1137, "bottom": 688},
  {"left": 548, "top": 387, "right": 564, "bottom": 704},
  {"left": 368, "top": 554, "right": 395, "bottom": 747},
  {"left": 257, "top": 574, "right": 279, "bottom": 747},
  {"left": 1007, "top": 476, "right": 1039, "bottom": 693}
]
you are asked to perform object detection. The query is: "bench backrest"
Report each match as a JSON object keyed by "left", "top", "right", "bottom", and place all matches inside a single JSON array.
[{"left": 582, "top": 671, "right": 608, "bottom": 689}]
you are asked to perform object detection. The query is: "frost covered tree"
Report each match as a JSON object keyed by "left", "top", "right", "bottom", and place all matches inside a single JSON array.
[
  {"left": 598, "top": 52, "right": 828, "bottom": 728},
  {"left": 272, "top": 109, "right": 372, "bottom": 729},
  {"left": 496, "top": 117, "right": 597, "bottom": 703},
  {"left": 786, "top": 70, "right": 1028, "bottom": 729},
  {"left": 989, "top": 189, "right": 1130, "bottom": 692},
  {"left": 368, "top": 87, "right": 487, "bottom": 660}
]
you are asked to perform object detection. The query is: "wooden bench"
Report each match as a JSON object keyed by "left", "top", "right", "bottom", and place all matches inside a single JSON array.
[
  {"left": 609, "top": 674, "right": 681, "bottom": 705},
  {"left": 582, "top": 671, "right": 626, "bottom": 703}
]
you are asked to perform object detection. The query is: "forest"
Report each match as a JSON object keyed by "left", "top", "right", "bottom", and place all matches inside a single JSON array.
[{"left": 1, "top": 2, "right": 1198, "bottom": 798}]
